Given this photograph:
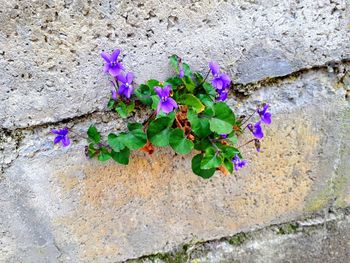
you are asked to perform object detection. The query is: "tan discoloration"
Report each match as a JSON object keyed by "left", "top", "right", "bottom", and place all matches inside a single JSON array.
[{"left": 53, "top": 111, "right": 319, "bottom": 261}]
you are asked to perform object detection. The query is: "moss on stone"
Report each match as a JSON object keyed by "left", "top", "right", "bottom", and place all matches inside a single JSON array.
[
  {"left": 277, "top": 223, "right": 299, "bottom": 235},
  {"left": 228, "top": 232, "right": 248, "bottom": 245}
]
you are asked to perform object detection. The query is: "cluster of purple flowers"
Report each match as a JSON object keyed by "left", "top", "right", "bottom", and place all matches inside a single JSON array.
[
  {"left": 101, "top": 49, "right": 134, "bottom": 100},
  {"left": 247, "top": 104, "right": 272, "bottom": 140},
  {"left": 209, "top": 62, "right": 231, "bottom": 102}
]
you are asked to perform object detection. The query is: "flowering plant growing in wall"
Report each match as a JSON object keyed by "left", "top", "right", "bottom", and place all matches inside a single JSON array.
[{"left": 52, "top": 49, "right": 271, "bottom": 179}]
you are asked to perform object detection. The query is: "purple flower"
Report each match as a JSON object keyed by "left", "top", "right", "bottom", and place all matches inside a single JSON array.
[
  {"left": 220, "top": 134, "right": 228, "bottom": 139},
  {"left": 51, "top": 128, "right": 70, "bottom": 147},
  {"left": 209, "top": 61, "right": 231, "bottom": 91},
  {"left": 101, "top": 49, "right": 124, "bottom": 77},
  {"left": 111, "top": 90, "right": 117, "bottom": 100},
  {"left": 117, "top": 72, "right": 134, "bottom": 99},
  {"left": 216, "top": 90, "right": 228, "bottom": 102},
  {"left": 247, "top": 121, "right": 264, "bottom": 139},
  {"left": 257, "top": 104, "right": 272, "bottom": 125},
  {"left": 154, "top": 85, "right": 178, "bottom": 114},
  {"left": 232, "top": 154, "right": 247, "bottom": 171}
]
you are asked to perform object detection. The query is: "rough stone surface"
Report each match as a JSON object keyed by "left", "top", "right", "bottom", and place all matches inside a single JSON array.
[
  {"left": 1, "top": 1, "right": 350, "bottom": 262},
  {"left": 183, "top": 212, "right": 350, "bottom": 263},
  {"left": 1, "top": 66, "right": 349, "bottom": 262},
  {"left": 1, "top": 0, "right": 350, "bottom": 129}
]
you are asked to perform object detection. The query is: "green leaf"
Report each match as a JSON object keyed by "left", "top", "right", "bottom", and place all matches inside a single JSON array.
[
  {"left": 126, "top": 101, "right": 135, "bottom": 114},
  {"left": 151, "top": 95, "right": 160, "bottom": 110},
  {"left": 223, "top": 158, "right": 233, "bottom": 174},
  {"left": 191, "top": 154, "right": 216, "bottom": 179},
  {"left": 107, "top": 99, "right": 115, "bottom": 109},
  {"left": 182, "top": 76, "right": 195, "bottom": 93},
  {"left": 135, "top": 84, "right": 153, "bottom": 106},
  {"left": 118, "top": 125, "right": 147, "bottom": 150},
  {"left": 127, "top": 122, "right": 143, "bottom": 131},
  {"left": 194, "top": 137, "right": 211, "bottom": 151},
  {"left": 87, "top": 143, "right": 97, "bottom": 158},
  {"left": 169, "top": 55, "right": 179, "bottom": 72},
  {"left": 183, "top": 63, "right": 192, "bottom": 78},
  {"left": 98, "top": 147, "right": 111, "bottom": 161},
  {"left": 116, "top": 101, "right": 128, "bottom": 118},
  {"left": 147, "top": 116, "right": 174, "bottom": 147},
  {"left": 218, "top": 144, "right": 240, "bottom": 159},
  {"left": 179, "top": 94, "right": 205, "bottom": 113},
  {"left": 169, "top": 128, "right": 194, "bottom": 154},
  {"left": 209, "top": 102, "right": 235, "bottom": 134},
  {"left": 111, "top": 148, "right": 130, "bottom": 165},
  {"left": 227, "top": 132, "right": 238, "bottom": 145},
  {"left": 165, "top": 76, "right": 183, "bottom": 89},
  {"left": 201, "top": 147, "right": 223, "bottom": 169},
  {"left": 147, "top": 79, "right": 161, "bottom": 89},
  {"left": 87, "top": 125, "right": 101, "bottom": 144},
  {"left": 194, "top": 72, "right": 204, "bottom": 84},
  {"left": 187, "top": 109, "right": 211, "bottom": 138},
  {"left": 203, "top": 82, "right": 216, "bottom": 98},
  {"left": 107, "top": 133, "right": 125, "bottom": 152}
]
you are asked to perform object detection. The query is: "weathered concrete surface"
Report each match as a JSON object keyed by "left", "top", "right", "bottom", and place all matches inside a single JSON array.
[
  {"left": 1, "top": 66, "right": 349, "bottom": 262},
  {"left": 153, "top": 211, "right": 350, "bottom": 263},
  {"left": 1, "top": 0, "right": 350, "bottom": 129}
]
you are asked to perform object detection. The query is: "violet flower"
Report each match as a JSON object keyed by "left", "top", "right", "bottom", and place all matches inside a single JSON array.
[
  {"left": 216, "top": 90, "right": 228, "bottom": 102},
  {"left": 51, "top": 128, "right": 70, "bottom": 147},
  {"left": 232, "top": 154, "right": 247, "bottom": 171},
  {"left": 117, "top": 72, "right": 134, "bottom": 99},
  {"left": 220, "top": 134, "right": 228, "bottom": 139},
  {"left": 247, "top": 121, "right": 264, "bottom": 139},
  {"left": 101, "top": 49, "right": 124, "bottom": 77},
  {"left": 154, "top": 85, "right": 178, "bottom": 114},
  {"left": 111, "top": 89, "right": 117, "bottom": 100},
  {"left": 257, "top": 104, "right": 272, "bottom": 125},
  {"left": 209, "top": 61, "right": 231, "bottom": 91}
]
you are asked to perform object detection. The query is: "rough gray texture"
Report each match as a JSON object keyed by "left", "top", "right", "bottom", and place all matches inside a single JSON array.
[
  {"left": 1, "top": 0, "right": 350, "bottom": 262},
  {"left": 182, "top": 211, "right": 350, "bottom": 263},
  {"left": 1, "top": 0, "right": 350, "bottom": 129},
  {"left": 1, "top": 65, "right": 350, "bottom": 262}
]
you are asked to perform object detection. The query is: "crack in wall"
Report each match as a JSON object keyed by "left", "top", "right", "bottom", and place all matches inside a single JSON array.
[{"left": 125, "top": 206, "right": 350, "bottom": 263}]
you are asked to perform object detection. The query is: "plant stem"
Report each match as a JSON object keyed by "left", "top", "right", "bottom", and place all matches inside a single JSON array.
[
  {"left": 199, "top": 69, "right": 211, "bottom": 86},
  {"left": 69, "top": 130, "right": 88, "bottom": 140},
  {"left": 237, "top": 139, "right": 255, "bottom": 149},
  {"left": 241, "top": 110, "right": 256, "bottom": 126}
]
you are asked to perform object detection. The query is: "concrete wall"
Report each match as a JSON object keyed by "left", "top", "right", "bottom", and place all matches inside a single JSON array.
[{"left": 0, "top": 0, "right": 350, "bottom": 262}]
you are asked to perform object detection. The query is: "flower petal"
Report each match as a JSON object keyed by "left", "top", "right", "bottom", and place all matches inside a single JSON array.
[
  {"left": 154, "top": 86, "right": 164, "bottom": 98},
  {"left": 209, "top": 61, "right": 220, "bottom": 75},
  {"left": 111, "top": 90, "right": 117, "bottom": 100},
  {"left": 103, "top": 64, "right": 110, "bottom": 73},
  {"left": 125, "top": 87, "right": 134, "bottom": 99},
  {"left": 163, "top": 85, "right": 172, "bottom": 96},
  {"left": 261, "top": 112, "right": 272, "bottom": 125},
  {"left": 212, "top": 78, "right": 223, "bottom": 90},
  {"left": 117, "top": 73, "right": 126, "bottom": 83},
  {"left": 253, "top": 122, "right": 264, "bottom": 139},
  {"left": 110, "top": 49, "right": 120, "bottom": 61},
  {"left": 118, "top": 84, "right": 127, "bottom": 96},
  {"left": 53, "top": 135, "right": 62, "bottom": 144},
  {"left": 126, "top": 72, "right": 134, "bottom": 84},
  {"left": 109, "top": 66, "right": 122, "bottom": 77},
  {"left": 61, "top": 136, "right": 71, "bottom": 147},
  {"left": 160, "top": 100, "right": 175, "bottom": 113},
  {"left": 101, "top": 52, "right": 111, "bottom": 63},
  {"left": 167, "top": 97, "right": 178, "bottom": 109}
]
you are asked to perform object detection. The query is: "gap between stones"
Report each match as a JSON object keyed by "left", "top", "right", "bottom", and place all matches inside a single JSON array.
[
  {"left": 0, "top": 59, "right": 349, "bottom": 174},
  {"left": 125, "top": 206, "right": 350, "bottom": 263}
]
